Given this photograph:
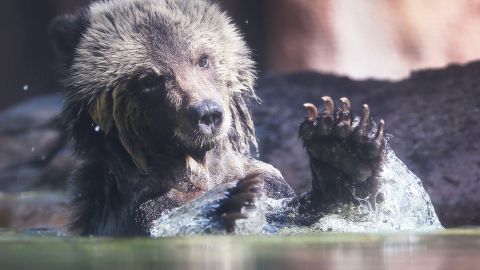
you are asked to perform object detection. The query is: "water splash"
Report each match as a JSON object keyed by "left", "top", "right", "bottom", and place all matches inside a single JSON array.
[
  {"left": 286, "top": 148, "right": 442, "bottom": 234},
  {"left": 150, "top": 183, "right": 267, "bottom": 237},
  {"left": 150, "top": 149, "right": 442, "bottom": 237},
  {"left": 150, "top": 186, "right": 228, "bottom": 237}
]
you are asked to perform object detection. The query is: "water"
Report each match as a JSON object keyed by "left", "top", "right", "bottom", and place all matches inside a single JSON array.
[
  {"left": 150, "top": 148, "right": 442, "bottom": 237},
  {"left": 150, "top": 181, "right": 268, "bottom": 237},
  {"left": 1, "top": 230, "right": 479, "bottom": 270},
  {"left": 310, "top": 149, "right": 441, "bottom": 233}
]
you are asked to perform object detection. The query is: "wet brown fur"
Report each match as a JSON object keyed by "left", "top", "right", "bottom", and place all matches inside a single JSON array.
[{"left": 51, "top": 0, "right": 293, "bottom": 236}]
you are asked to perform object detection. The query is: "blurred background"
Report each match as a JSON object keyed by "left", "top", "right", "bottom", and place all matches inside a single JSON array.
[
  {"left": 2, "top": 0, "right": 480, "bottom": 110},
  {"left": 1, "top": 0, "right": 480, "bottom": 231}
]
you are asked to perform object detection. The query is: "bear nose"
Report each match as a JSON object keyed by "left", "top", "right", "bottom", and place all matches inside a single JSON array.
[{"left": 190, "top": 100, "right": 224, "bottom": 133}]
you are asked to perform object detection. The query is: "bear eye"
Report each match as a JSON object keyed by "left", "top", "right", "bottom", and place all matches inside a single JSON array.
[
  {"left": 198, "top": 55, "right": 209, "bottom": 68},
  {"left": 139, "top": 73, "right": 165, "bottom": 92}
]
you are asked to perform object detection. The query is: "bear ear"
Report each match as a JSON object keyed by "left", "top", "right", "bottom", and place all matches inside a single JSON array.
[{"left": 49, "top": 11, "right": 89, "bottom": 64}]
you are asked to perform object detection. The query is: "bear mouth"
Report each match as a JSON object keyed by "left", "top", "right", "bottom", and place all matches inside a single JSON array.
[{"left": 174, "top": 129, "right": 222, "bottom": 156}]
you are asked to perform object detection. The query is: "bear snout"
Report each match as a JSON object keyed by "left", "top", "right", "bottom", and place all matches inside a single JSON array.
[{"left": 188, "top": 100, "right": 224, "bottom": 135}]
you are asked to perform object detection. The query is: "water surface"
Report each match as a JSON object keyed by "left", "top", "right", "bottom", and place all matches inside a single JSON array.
[{"left": 1, "top": 229, "right": 479, "bottom": 270}]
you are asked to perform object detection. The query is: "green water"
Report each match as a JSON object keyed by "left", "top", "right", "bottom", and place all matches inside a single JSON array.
[{"left": 1, "top": 230, "right": 479, "bottom": 270}]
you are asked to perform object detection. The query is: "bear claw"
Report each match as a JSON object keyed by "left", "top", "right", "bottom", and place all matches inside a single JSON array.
[
  {"left": 321, "top": 96, "right": 334, "bottom": 118},
  {"left": 339, "top": 97, "right": 351, "bottom": 113},
  {"left": 336, "top": 97, "right": 353, "bottom": 137},
  {"left": 303, "top": 103, "right": 318, "bottom": 121},
  {"left": 216, "top": 173, "right": 263, "bottom": 233},
  {"left": 353, "top": 104, "right": 371, "bottom": 141}
]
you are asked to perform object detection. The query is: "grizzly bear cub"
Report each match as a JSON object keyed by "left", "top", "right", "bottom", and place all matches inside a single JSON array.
[{"left": 50, "top": 0, "right": 436, "bottom": 236}]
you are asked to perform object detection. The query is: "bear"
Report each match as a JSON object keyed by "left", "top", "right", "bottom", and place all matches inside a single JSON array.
[{"left": 49, "top": 0, "right": 440, "bottom": 236}]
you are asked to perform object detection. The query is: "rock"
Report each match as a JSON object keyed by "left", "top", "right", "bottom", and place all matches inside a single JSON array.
[
  {"left": 0, "top": 94, "right": 73, "bottom": 192},
  {"left": 0, "top": 95, "right": 63, "bottom": 132},
  {"left": 0, "top": 192, "right": 69, "bottom": 230}
]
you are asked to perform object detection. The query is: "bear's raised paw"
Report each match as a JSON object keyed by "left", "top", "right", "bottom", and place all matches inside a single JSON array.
[{"left": 299, "top": 96, "right": 386, "bottom": 204}]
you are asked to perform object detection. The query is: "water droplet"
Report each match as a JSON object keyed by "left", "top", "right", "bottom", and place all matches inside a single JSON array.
[
  {"left": 23, "top": 85, "right": 29, "bottom": 91},
  {"left": 94, "top": 126, "right": 101, "bottom": 132},
  {"left": 245, "top": 20, "right": 249, "bottom": 24},
  {"left": 31, "top": 147, "right": 35, "bottom": 152}
]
